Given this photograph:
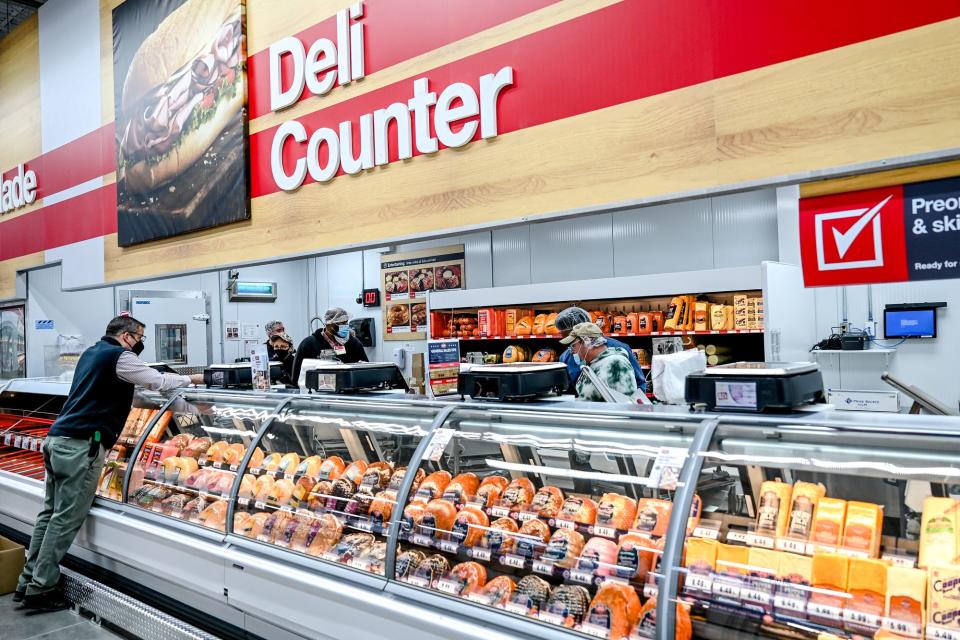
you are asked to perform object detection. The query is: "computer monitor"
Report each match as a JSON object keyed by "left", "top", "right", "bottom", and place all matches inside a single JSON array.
[{"left": 884, "top": 307, "right": 937, "bottom": 339}]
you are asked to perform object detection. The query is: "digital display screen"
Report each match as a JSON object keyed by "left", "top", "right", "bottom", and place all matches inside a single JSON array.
[{"left": 884, "top": 308, "right": 936, "bottom": 338}]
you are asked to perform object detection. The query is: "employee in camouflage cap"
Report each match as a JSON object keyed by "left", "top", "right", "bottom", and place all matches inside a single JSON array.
[{"left": 560, "top": 323, "right": 639, "bottom": 402}]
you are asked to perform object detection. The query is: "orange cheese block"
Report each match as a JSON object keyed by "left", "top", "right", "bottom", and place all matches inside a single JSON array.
[
  {"left": 812, "top": 498, "right": 847, "bottom": 547},
  {"left": 842, "top": 501, "right": 884, "bottom": 558},
  {"left": 812, "top": 552, "right": 849, "bottom": 591},
  {"left": 885, "top": 566, "right": 926, "bottom": 636},
  {"left": 716, "top": 543, "right": 750, "bottom": 575},
  {"left": 845, "top": 558, "right": 888, "bottom": 633},
  {"left": 683, "top": 538, "right": 718, "bottom": 572},
  {"left": 787, "top": 481, "right": 826, "bottom": 540}
]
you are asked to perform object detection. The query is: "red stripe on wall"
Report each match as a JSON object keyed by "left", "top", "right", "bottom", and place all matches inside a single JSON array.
[
  {"left": 0, "top": 184, "right": 117, "bottom": 260},
  {"left": 247, "top": 0, "right": 559, "bottom": 119},
  {"left": 249, "top": 0, "right": 960, "bottom": 199},
  {"left": 1, "top": 124, "right": 115, "bottom": 199}
]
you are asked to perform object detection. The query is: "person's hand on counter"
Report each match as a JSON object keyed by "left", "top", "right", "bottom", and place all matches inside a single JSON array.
[{"left": 189, "top": 374, "right": 205, "bottom": 386}]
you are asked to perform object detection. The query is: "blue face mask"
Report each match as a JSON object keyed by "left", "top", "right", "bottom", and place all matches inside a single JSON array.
[
  {"left": 336, "top": 325, "right": 350, "bottom": 339},
  {"left": 573, "top": 353, "right": 584, "bottom": 366}
]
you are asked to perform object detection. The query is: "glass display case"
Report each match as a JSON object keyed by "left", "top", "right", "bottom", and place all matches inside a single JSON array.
[
  {"left": 124, "top": 392, "right": 284, "bottom": 532},
  {"left": 227, "top": 397, "right": 441, "bottom": 577},
  {"left": 0, "top": 380, "right": 67, "bottom": 480},
  {"left": 671, "top": 413, "right": 960, "bottom": 640},
  {"left": 390, "top": 405, "right": 704, "bottom": 639},
  {"left": 96, "top": 391, "right": 166, "bottom": 501}
]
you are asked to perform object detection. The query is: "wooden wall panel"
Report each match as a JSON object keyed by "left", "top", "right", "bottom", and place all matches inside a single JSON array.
[
  {"left": 800, "top": 159, "right": 960, "bottom": 198},
  {"left": 0, "top": 253, "right": 43, "bottom": 299},
  {"left": 0, "top": 15, "right": 41, "bottom": 172}
]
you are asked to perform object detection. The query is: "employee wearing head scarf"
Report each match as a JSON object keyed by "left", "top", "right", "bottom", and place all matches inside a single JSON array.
[
  {"left": 291, "top": 307, "right": 367, "bottom": 386},
  {"left": 554, "top": 306, "right": 646, "bottom": 393},
  {"left": 560, "top": 323, "right": 638, "bottom": 402}
]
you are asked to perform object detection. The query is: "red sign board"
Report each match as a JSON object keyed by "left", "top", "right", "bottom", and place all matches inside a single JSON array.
[{"left": 799, "top": 176, "right": 960, "bottom": 287}]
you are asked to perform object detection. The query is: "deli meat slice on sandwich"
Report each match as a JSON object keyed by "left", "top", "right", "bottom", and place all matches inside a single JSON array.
[{"left": 118, "top": 0, "right": 243, "bottom": 194}]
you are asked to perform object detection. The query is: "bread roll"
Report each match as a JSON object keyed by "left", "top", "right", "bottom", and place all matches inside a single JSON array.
[
  {"left": 318, "top": 456, "right": 346, "bottom": 481},
  {"left": 529, "top": 486, "right": 564, "bottom": 518},
  {"left": 423, "top": 499, "right": 458, "bottom": 538},
  {"left": 483, "top": 517, "right": 519, "bottom": 554},
  {"left": 543, "top": 528, "right": 585, "bottom": 568},
  {"left": 452, "top": 505, "right": 489, "bottom": 547},
  {"left": 596, "top": 493, "right": 637, "bottom": 530},
  {"left": 558, "top": 496, "right": 597, "bottom": 525},
  {"left": 501, "top": 478, "right": 535, "bottom": 509},
  {"left": 443, "top": 473, "right": 480, "bottom": 503}
]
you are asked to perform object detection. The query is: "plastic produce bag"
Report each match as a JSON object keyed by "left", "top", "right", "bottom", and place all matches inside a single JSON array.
[{"left": 651, "top": 349, "right": 706, "bottom": 404}]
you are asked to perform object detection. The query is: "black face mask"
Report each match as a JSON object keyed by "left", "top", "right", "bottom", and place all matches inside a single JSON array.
[
  {"left": 131, "top": 339, "right": 145, "bottom": 356},
  {"left": 274, "top": 348, "right": 289, "bottom": 358}
]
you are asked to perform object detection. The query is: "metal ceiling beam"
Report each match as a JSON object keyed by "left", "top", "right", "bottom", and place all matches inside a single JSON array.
[{"left": 6, "top": 0, "right": 43, "bottom": 9}]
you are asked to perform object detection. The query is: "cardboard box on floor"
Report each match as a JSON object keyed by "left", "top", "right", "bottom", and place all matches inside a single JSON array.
[{"left": 0, "top": 535, "right": 25, "bottom": 594}]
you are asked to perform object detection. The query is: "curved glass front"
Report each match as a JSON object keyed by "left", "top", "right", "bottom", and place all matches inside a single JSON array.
[
  {"left": 125, "top": 393, "right": 282, "bottom": 531},
  {"left": 230, "top": 398, "right": 438, "bottom": 578},
  {"left": 96, "top": 392, "right": 165, "bottom": 502},
  {"left": 393, "top": 406, "right": 700, "bottom": 639}
]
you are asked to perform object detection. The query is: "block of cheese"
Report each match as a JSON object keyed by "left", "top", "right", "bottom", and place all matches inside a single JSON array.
[
  {"left": 919, "top": 497, "right": 960, "bottom": 569},
  {"left": 845, "top": 558, "right": 888, "bottom": 633},
  {"left": 756, "top": 480, "right": 793, "bottom": 538},
  {"left": 779, "top": 552, "right": 813, "bottom": 582},
  {"left": 748, "top": 547, "right": 781, "bottom": 577},
  {"left": 776, "top": 553, "right": 813, "bottom": 620},
  {"left": 684, "top": 538, "right": 718, "bottom": 572},
  {"left": 886, "top": 566, "right": 926, "bottom": 637},
  {"left": 812, "top": 498, "right": 847, "bottom": 547},
  {"left": 716, "top": 543, "right": 750, "bottom": 575},
  {"left": 928, "top": 564, "right": 960, "bottom": 630},
  {"left": 694, "top": 302, "right": 710, "bottom": 332},
  {"left": 788, "top": 482, "right": 826, "bottom": 540},
  {"left": 710, "top": 305, "right": 727, "bottom": 331},
  {"left": 812, "top": 553, "right": 849, "bottom": 591},
  {"left": 809, "top": 553, "right": 850, "bottom": 627},
  {"left": 663, "top": 296, "right": 687, "bottom": 331},
  {"left": 842, "top": 501, "right": 884, "bottom": 558}
]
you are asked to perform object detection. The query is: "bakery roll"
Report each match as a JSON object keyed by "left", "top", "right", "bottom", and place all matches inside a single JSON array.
[
  {"left": 543, "top": 585, "right": 591, "bottom": 627},
  {"left": 542, "top": 528, "right": 585, "bottom": 568},
  {"left": 401, "top": 501, "right": 428, "bottom": 538},
  {"left": 369, "top": 490, "right": 397, "bottom": 526},
  {"left": 396, "top": 549, "right": 426, "bottom": 580},
  {"left": 576, "top": 537, "right": 619, "bottom": 576},
  {"left": 585, "top": 583, "right": 642, "bottom": 640},
  {"left": 529, "top": 486, "right": 564, "bottom": 518},
  {"left": 451, "top": 505, "right": 489, "bottom": 547},
  {"left": 634, "top": 498, "right": 672, "bottom": 537},
  {"left": 253, "top": 475, "right": 276, "bottom": 501},
  {"left": 417, "top": 471, "right": 452, "bottom": 501},
  {"left": 477, "top": 575, "right": 515, "bottom": 607},
  {"left": 516, "top": 518, "right": 552, "bottom": 557},
  {"left": 343, "top": 460, "right": 368, "bottom": 485},
  {"left": 268, "top": 478, "right": 296, "bottom": 505},
  {"left": 596, "top": 493, "right": 637, "bottom": 530},
  {"left": 305, "top": 514, "right": 343, "bottom": 556},
  {"left": 501, "top": 478, "right": 535, "bottom": 510},
  {"left": 318, "top": 456, "right": 346, "bottom": 481},
  {"left": 616, "top": 533, "right": 657, "bottom": 582},
  {"left": 449, "top": 561, "right": 488, "bottom": 594},
  {"left": 558, "top": 496, "right": 598, "bottom": 525},
  {"left": 261, "top": 453, "right": 283, "bottom": 472},
  {"left": 331, "top": 532, "right": 375, "bottom": 562},
  {"left": 422, "top": 499, "right": 458, "bottom": 538},
  {"left": 443, "top": 473, "right": 480, "bottom": 503},
  {"left": 483, "top": 517, "right": 519, "bottom": 554},
  {"left": 297, "top": 455, "right": 324, "bottom": 478},
  {"left": 514, "top": 575, "right": 552, "bottom": 610},
  {"left": 475, "top": 476, "right": 509, "bottom": 508}
]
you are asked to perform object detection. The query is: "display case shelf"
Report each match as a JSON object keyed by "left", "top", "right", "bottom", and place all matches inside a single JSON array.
[{"left": 460, "top": 330, "right": 764, "bottom": 340}]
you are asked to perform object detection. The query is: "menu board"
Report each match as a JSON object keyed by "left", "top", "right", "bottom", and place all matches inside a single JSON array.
[
  {"left": 381, "top": 245, "right": 464, "bottom": 341},
  {"left": 427, "top": 340, "right": 461, "bottom": 397}
]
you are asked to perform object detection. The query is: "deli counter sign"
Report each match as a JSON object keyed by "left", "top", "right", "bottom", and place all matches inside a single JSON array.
[
  {"left": 800, "top": 176, "right": 960, "bottom": 286},
  {"left": 0, "top": 165, "right": 38, "bottom": 214},
  {"left": 267, "top": 1, "right": 514, "bottom": 192}
]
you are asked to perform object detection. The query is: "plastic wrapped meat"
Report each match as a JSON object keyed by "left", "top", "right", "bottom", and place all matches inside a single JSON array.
[
  {"left": 253, "top": 475, "right": 276, "bottom": 502},
  {"left": 359, "top": 462, "right": 392, "bottom": 492},
  {"left": 477, "top": 576, "right": 515, "bottom": 607},
  {"left": 305, "top": 514, "right": 343, "bottom": 556},
  {"left": 448, "top": 561, "right": 487, "bottom": 594},
  {"left": 500, "top": 478, "right": 535, "bottom": 510},
  {"left": 596, "top": 493, "right": 637, "bottom": 531},
  {"left": 368, "top": 490, "right": 397, "bottom": 527},
  {"left": 482, "top": 517, "right": 519, "bottom": 554},
  {"left": 451, "top": 505, "right": 489, "bottom": 547},
  {"left": 240, "top": 512, "right": 270, "bottom": 539},
  {"left": 182, "top": 496, "right": 208, "bottom": 519},
  {"left": 198, "top": 500, "right": 228, "bottom": 531},
  {"left": 401, "top": 501, "right": 428, "bottom": 538},
  {"left": 260, "top": 511, "right": 293, "bottom": 543},
  {"left": 344, "top": 489, "right": 376, "bottom": 518},
  {"left": 576, "top": 537, "right": 619, "bottom": 576},
  {"left": 360, "top": 541, "right": 387, "bottom": 575},
  {"left": 181, "top": 437, "right": 213, "bottom": 459},
  {"left": 160, "top": 492, "right": 190, "bottom": 514},
  {"left": 396, "top": 549, "right": 426, "bottom": 581},
  {"left": 416, "top": 554, "right": 450, "bottom": 587},
  {"left": 584, "top": 582, "right": 642, "bottom": 640},
  {"left": 331, "top": 533, "right": 375, "bottom": 563},
  {"left": 297, "top": 455, "right": 323, "bottom": 478},
  {"left": 529, "top": 486, "right": 564, "bottom": 518},
  {"left": 422, "top": 499, "right": 457, "bottom": 538},
  {"left": 543, "top": 585, "right": 591, "bottom": 627},
  {"left": 416, "top": 471, "right": 452, "bottom": 501},
  {"left": 325, "top": 478, "right": 357, "bottom": 512},
  {"left": 342, "top": 460, "right": 368, "bottom": 485},
  {"left": 237, "top": 474, "right": 256, "bottom": 499},
  {"left": 388, "top": 467, "right": 425, "bottom": 492},
  {"left": 317, "top": 456, "right": 346, "bottom": 481},
  {"left": 516, "top": 518, "right": 551, "bottom": 557},
  {"left": 443, "top": 473, "right": 479, "bottom": 504},
  {"left": 558, "top": 496, "right": 598, "bottom": 525},
  {"left": 268, "top": 478, "right": 296, "bottom": 505},
  {"left": 306, "top": 481, "right": 334, "bottom": 512},
  {"left": 542, "top": 528, "right": 585, "bottom": 568},
  {"left": 514, "top": 575, "right": 552, "bottom": 610}
]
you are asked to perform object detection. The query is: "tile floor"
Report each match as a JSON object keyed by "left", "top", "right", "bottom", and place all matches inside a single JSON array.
[{"left": 0, "top": 593, "right": 125, "bottom": 640}]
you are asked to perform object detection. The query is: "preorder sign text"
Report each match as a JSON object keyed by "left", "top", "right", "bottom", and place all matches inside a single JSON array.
[{"left": 267, "top": 1, "right": 514, "bottom": 191}]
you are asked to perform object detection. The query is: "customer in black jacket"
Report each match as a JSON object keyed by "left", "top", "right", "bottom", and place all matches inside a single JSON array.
[
  {"left": 268, "top": 333, "right": 297, "bottom": 387},
  {"left": 16, "top": 316, "right": 200, "bottom": 612},
  {"left": 292, "top": 307, "right": 367, "bottom": 386}
]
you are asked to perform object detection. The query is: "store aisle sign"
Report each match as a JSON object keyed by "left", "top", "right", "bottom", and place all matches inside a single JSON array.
[
  {"left": 800, "top": 176, "right": 960, "bottom": 286},
  {"left": 267, "top": 1, "right": 514, "bottom": 191},
  {"left": 34, "top": 319, "right": 54, "bottom": 330},
  {"left": 0, "top": 165, "right": 38, "bottom": 214}
]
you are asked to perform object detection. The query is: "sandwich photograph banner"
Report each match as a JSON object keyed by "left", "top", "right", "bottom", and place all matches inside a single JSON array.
[{"left": 113, "top": 0, "right": 249, "bottom": 246}]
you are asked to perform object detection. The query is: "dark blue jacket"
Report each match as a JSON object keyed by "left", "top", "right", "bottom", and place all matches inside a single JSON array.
[
  {"left": 48, "top": 337, "right": 134, "bottom": 448},
  {"left": 560, "top": 337, "right": 647, "bottom": 393}
]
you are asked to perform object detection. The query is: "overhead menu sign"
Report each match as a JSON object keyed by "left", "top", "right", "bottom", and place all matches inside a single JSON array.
[
  {"left": 380, "top": 244, "right": 464, "bottom": 341},
  {"left": 800, "top": 176, "right": 960, "bottom": 286}
]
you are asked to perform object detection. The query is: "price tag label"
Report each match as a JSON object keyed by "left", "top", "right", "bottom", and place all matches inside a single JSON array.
[
  {"left": 500, "top": 554, "right": 525, "bottom": 569},
  {"left": 538, "top": 612, "right": 565, "bottom": 626},
  {"left": 592, "top": 526, "right": 616, "bottom": 539},
  {"left": 353, "top": 519, "right": 373, "bottom": 532},
  {"left": 437, "top": 579, "right": 463, "bottom": 595},
  {"left": 806, "top": 542, "right": 837, "bottom": 555},
  {"left": 684, "top": 572, "right": 713, "bottom": 593},
  {"left": 517, "top": 511, "right": 537, "bottom": 522},
  {"left": 883, "top": 617, "right": 922, "bottom": 638},
  {"left": 532, "top": 560, "right": 553, "bottom": 576},
  {"left": 692, "top": 526, "right": 720, "bottom": 540},
  {"left": 776, "top": 538, "right": 807, "bottom": 554},
  {"left": 774, "top": 594, "right": 807, "bottom": 614},
  {"left": 13, "top": 435, "right": 22, "bottom": 449},
  {"left": 348, "top": 559, "right": 370, "bottom": 571},
  {"left": 489, "top": 506, "right": 510, "bottom": 519},
  {"left": 406, "top": 575, "right": 430, "bottom": 588},
  {"left": 808, "top": 601, "right": 843, "bottom": 622},
  {"left": 643, "top": 583, "right": 659, "bottom": 599},
  {"left": 468, "top": 548, "right": 491, "bottom": 562},
  {"left": 746, "top": 532, "right": 775, "bottom": 549},
  {"left": 322, "top": 551, "right": 340, "bottom": 562},
  {"left": 713, "top": 580, "right": 742, "bottom": 600},
  {"left": 727, "top": 530, "right": 749, "bottom": 544},
  {"left": 843, "top": 608, "right": 882, "bottom": 629},
  {"left": 212, "top": 461, "right": 223, "bottom": 469},
  {"left": 569, "top": 569, "right": 595, "bottom": 585},
  {"left": 284, "top": 474, "right": 295, "bottom": 482},
  {"left": 254, "top": 500, "right": 266, "bottom": 510},
  {"left": 256, "top": 534, "right": 272, "bottom": 543},
  {"left": 505, "top": 602, "right": 530, "bottom": 616},
  {"left": 466, "top": 593, "right": 493, "bottom": 606},
  {"left": 926, "top": 626, "right": 960, "bottom": 640},
  {"left": 580, "top": 623, "right": 610, "bottom": 639},
  {"left": 229, "top": 464, "right": 238, "bottom": 472},
  {"left": 837, "top": 547, "right": 869, "bottom": 559},
  {"left": 411, "top": 534, "right": 434, "bottom": 548},
  {"left": 3, "top": 433, "right": 12, "bottom": 446},
  {"left": 250, "top": 468, "right": 262, "bottom": 476},
  {"left": 280, "top": 505, "right": 294, "bottom": 514},
  {"left": 553, "top": 519, "right": 575, "bottom": 531},
  {"left": 741, "top": 586, "right": 771, "bottom": 606},
  {"left": 438, "top": 540, "right": 460, "bottom": 554},
  {"left": 882, "top": 554, "right": 917, "bottom": 569}
]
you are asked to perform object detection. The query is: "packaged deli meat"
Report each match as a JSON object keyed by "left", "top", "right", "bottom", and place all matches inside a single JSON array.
[
  {"left": 240, "top": 512, "right": 270, "bottom": 539},
  {"left": 417, "top": 554, "right": 451, "bottom": 587},
  {"left": 344, "top": 489, "right": 375, "bottom": 518},
  {"left": 247, "top": 447, "right": 264, "bottom": 469},
  {"left": 361, "top": 541, "right": 387, "bottom": 574},
  {"left": 401, "top": 501, "right": 428, "bottom": 538},
  {"left": 331, "top": 532, "right": 376, "bottom": 563},
  {"left": 233, "top": 511, "right": 251, "bottom": 533},
  {"left": 343, "top": 460, "right": 368, "bottom": 486},
  {"left": 261, "top": 453, "right": 282, "bottom": 472},
  {"left": 529, "top": 486, "right": 564, "bottom": 518},
  {"left": 396, "top": 549, "right": 426, "bottom": 580},
  {"left": 260, "top": 511, "right": 293, "bottom": 543},
  {"left": 422, "top": 499, "right": 458, "bottom": 538},
  {"left": 633, "top": 498, "right": 673, "bottom": 537},
  {"left": 443, "top": 472, "right": 480, "bottom": 504},
  {"left": 584, "top": 582, "right": 642, "bottom": 640},
  {"left": 325, "top": 478, "right": 357, "bottom": 512},
  {"left": 267, "top": 478, "right": 296, "bottom": 505},
  {"left": 305, "top": 514, "right": 343, "bottom": 556},
  {"left": 616, "top": 533, "right": 658, "bottom": 581},
  {"left": 576, "top": 537, "right": 619, "bottom": 576},
  {"left": 417, "top": 471, "right": 453, "bottom": 501},
  {"left": 297, "top": 455, "right": 324, "bottom": 478},
  {"left": 451, "top": 505, "right": 489, "bottom": 547},
  {"left": 205, "top": 440, "right": 229, "bottom": 462},
  {"left": 558, "top": 496, "right": 598, "bottom": 525},
  {"left": 388, "top": 466, "right": 425, "bottom": 492},
  {"left": 514, "top": 575, "right": 552, "bottom": 611},
  {"left": 482, "top": 517, "right": 519, "bottom": 554},
  {"left": 306, "top": 481, "right": 334, "bottom": 511},
  {"left": 448, "top": 561, "right": 488, "bottom": 594},
  {"left": 369, "top": 490, "right": 397, "bottom": 526},
  {"left": 543, "top": 584, "right": 591, "bottom": 627},
  {"left": 516, "top": 518, "right": 551, "bottom": 557},
  {"left": 476, "top": 575, "right": 516, "bottom": 607},
  {"left": 359, "top": 462, "right": 393, "bottom": 492},
  {"left": 222, "top": 443, "right": 247, "bottom": 467},
  {"left": 291, "top": 475, "right": 317, "bottom": 507},
  {"left": 542, "top": 528, "right": 585, "bottom": 568},
  {"left": 318, "top": 456, "right": 346, "bottom": 481},
  {"left": 501, "top": 478, "right": 536, "bottom": 510},
  {"left": 237, "top": 473, "right": 256, "bottom": 499},
  {"left": 596, "top": 493, "right": 637, "bottom": 531},
  {"left": 198, "top": 500, "right": 228, "bottom": 531}
]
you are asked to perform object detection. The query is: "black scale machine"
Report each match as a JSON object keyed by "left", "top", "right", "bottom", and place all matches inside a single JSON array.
[
  {"left": 304, "top": 362, "right": 408, "bottom": 393},
  {"left": 458, "top": 363, "right": 569, "bottom": 402},
  {"left": 685, "top": 362, "right": 825, "bottom": 412}
]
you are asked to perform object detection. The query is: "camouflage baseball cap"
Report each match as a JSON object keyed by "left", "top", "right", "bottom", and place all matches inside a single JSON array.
[{"left": 559, "top": 322, "right": 604, "bottom": 344}]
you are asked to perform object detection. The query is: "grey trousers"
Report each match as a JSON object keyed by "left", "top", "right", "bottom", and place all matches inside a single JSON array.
[{"left": 18, "top": 435, "right": 104, "bottom": 595}]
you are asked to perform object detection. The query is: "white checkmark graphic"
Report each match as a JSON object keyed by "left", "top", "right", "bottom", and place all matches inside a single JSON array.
[{"left": 831, "top": 195, "right": 892, "bottom": 259}]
